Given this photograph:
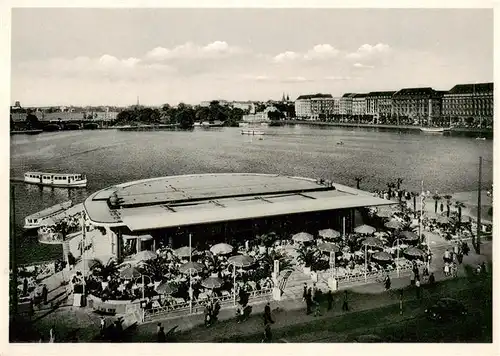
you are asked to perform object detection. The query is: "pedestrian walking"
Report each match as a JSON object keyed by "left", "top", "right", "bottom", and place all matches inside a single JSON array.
[
  {"left": 342, "top": 291, "right": 349, "bottom": 311},
  {"left": 49, "top": 327, "right": 55, "bottom": 343},
  {"left": 462, "top": 241, "right": 470, "bottom": 256},
  {"left": 443, "top": 262, "right": 450, "bottom": 277},
  {"left": 264, "top": 302, "right": 274, "bottom": 325},
  {"left": 302, "top": 283, "right": 308, "bottom": 301},
  {"left": 399, "top": 290, "right": 403, "bottom": 315},
  {"left": 262, "top": 323, "right": 272, "bottom": 343},
  {"left": 410, "top": 270, "right": 415, "bottom": 286},
  {"left": 305, "top": 287, "right": 312, "bottom": 315},
  {"left": 100, "top": 317, "right": 106, "bottom": 337},
  {"left": 326, "top": 290, "right": 333, "bottom": 311},
  {"left": 415, "top": 278, "right": 421, "bottom": 299},
  {"left": 157, "top": 326, "right": 166, "bottom": 342},
  {"left": 42, "top": 284, "right": 48, "bottom": 305},
  {"left": 23, "top": 278, "right": 28, "bottom": 296},
  {"left": 384, "top": 274, "right": 391, "bottom": 290},
  {"left": 311, "top": 284, "right": 321, "bottom": 317},
  {"left": 428, "top": 272, "right": 435, "bottom": 285}
]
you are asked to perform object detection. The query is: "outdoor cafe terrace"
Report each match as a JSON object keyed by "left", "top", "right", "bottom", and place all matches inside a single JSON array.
[{"left": 69, "top": 202, "right": 451, "bottom": 317}]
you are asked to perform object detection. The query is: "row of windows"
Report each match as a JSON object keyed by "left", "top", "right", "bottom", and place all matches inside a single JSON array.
[{"left": 26, "top": 174, "right": 74, "bottom": 180}]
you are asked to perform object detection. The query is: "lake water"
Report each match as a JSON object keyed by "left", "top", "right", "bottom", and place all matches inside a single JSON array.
[{"left": 10, "top": 125, "right": 493, "bottom": 264}]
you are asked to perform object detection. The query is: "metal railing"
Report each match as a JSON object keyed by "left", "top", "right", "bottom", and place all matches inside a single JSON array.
[{"left": 144, "top": 287, "right": 273, "bottom": 322}]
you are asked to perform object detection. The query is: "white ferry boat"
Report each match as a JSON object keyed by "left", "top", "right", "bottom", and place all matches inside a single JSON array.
[
  {"left": 24, "top": 200, "right": 73, "bottom": 230},
  {"left": 241, "top": 130, "right": 265, "bottom": 136},
  {"left": 419, "top": 127, "right": 450, "bottom": 133},
  {"left": 24, "top": 172, "right": 87, "bottom": 188}
]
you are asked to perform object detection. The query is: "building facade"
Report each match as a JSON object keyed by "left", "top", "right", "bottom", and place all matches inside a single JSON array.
[
  {"left": 442, "top": 83, "right": 493, "bottom": 126},
  {"left": 391, "top": 87, "right": 443, "bottom": 125},
  {"left": 340, "top": 93, "right": 356, "bottom": 116},
  {"left": 352, "top": 94, "right": 368, "bottom": 116},
  {"left": 232, "top": 101, "right": 256, "bottom": 114},
  {"left": 294, "top": 94, "right": 333, "bottom": 120},
  {"left": 366, "top": 91, "right": 396, "bottom": 118}
]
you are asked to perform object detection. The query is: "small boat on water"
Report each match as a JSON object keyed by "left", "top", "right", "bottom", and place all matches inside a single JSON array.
[
  {"left": 24, "top": 200, "right": 73, "bottom": 229},
  {"left": 24, "top": 172, "right": 88, "bottom": 188},
  {"left": 241, "top": 130, "right": 265, "bottom": 136},
  {"left": 419, "top": 127, "right": 450, "bottom": 133},
  {"left": 476, "top": 137, "right": 486, "bottom": 140}
]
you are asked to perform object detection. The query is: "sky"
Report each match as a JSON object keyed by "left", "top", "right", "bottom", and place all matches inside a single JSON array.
[{"left": 10, "top": 8, "right": 493, "bottom": 107}]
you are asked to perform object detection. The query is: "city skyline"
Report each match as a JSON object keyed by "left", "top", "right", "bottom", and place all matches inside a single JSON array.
[{"left": 11, "top": 8, "right": 493, "bottom": 106}]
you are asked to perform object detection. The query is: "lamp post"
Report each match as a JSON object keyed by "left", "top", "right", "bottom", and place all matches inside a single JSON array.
[
  {"left": 81, "top": 213, "right": 87, "bottom": 302},
  {"left": 364, "top": 244, "right": 367, "bottom": 282},
  {"left": 392, "top": 238, "right": 401, "bottom": 277},
  {"left": 189, "top": 233, "right": 193, "bottom": 314}
]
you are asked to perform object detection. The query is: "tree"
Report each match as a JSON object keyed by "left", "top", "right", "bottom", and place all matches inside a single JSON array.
[
  {"left": 195, "top": 106, "right": 210, "bottom": 123},
  {"left": 295, "top": 246, "right": 319, "bottom": 268},
  {"left": 26, "top": 111, "right": 40, "bottom": 130},
  {"left": 396, "top": 178, "right": 403, "bottom": 190},
  {"left": 432, "top": 194, "right": 441, "bottom": 214},
  {"left": 443, "top": 195, "right": 452, "bottom": 217},
  {"left": 138, "top": 256, "right": 167, "bottom": 282},
  {"left": 454, "top": 201, "right": 466, "bottom": 223},
  {"left": 354, "top": 176, "right": 363, "bottom": 189},
  {"left": 90, "top": 259, "right": 119, "bottom": 281},
  {"left": 268, "top": 110, "right": 285, "bottom": 121},
  {"left": 175, "top": 103, "right": 195, "bottom": 129}
]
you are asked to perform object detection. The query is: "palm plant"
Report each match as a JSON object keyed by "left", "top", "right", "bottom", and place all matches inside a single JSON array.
[
  {"left": 257, "top": 232, "right": 279, "bottom": 248},
  {"left": 387, "top": 182, "right": 396, "bottom": 198},
  {"left": 454, "top": 201, "right": 466, "bottom": 223},
  {"left": 138, "top": 256, "right": 167, "bottom": 282},
  {"left": 259, "top": 249, "right": 294, "bottom": 277},
  {"left": 411, "top": 192, "right": 419, "bottom": 212},
  {"left": 295, "top": 246, "right": 319, "bottom": 268},
  {"left": 432, "top": 194, "right": 441, "bottom": 214},
  {"left": 443, "top": 194, "right": 452, "bottom": 217},
  {"left": 396, "top": 178, "right": 403, "bottom": 190},
  {"left": 90, "top": 259, "right": 119, "bottom": 281},
  {"left": 354, "top": 176, "right": 363, "bottom": 189}
]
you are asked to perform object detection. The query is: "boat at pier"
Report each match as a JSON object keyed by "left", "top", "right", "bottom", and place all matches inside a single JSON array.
[
  {"left": 419, "top": 127, "right": 450, "bottom": 133},
  {"left": 24, "top": 172, "right": 88, "bottom": 188},
  {"left": 24, "top": 200, "right": 73, "bottom": 230}
]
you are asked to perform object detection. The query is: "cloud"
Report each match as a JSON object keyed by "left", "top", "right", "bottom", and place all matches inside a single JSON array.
[
  {"left": 304, "top": 44, "right": 340, "bottom": 60},
  {"left": 281, "top": 76, "right": 311, "bottom": 83},
  {"left": 325, "top": 75, "right": 351, "bottom": 81},
  {"left": 273, "top": 51, "right": 300, "bottom": 63},
  {"left": 346, "top": 43, "right": 391, "bottom": 60},
  {"left": 274, "top": 44, "right": 340, "bottom": 62},
  {"left": 17, "top": 54, "right": 174, "bottom": 81},
  {"left": 353, "top": 63, "right": 374, "bottom": 69},
  {"left": 145, "top": 41, "right": 242, "bottom": 61}
]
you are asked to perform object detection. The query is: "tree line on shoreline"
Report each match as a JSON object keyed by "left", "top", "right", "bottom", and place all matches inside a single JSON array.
[{"left": 113, "top": 101, "right": 248, "bottom": 129}]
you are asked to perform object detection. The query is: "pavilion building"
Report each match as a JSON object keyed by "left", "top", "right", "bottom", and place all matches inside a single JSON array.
[{"left": 83, "top": 173, "right": 395, "bottom": 261}]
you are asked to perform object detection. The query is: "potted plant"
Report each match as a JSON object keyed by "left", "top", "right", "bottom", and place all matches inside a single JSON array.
[
  {"left": 90, "top": 259, "right": 119, "bottom": 290},
  {"left": 295, "top": 246, "right": 319, "bottom": 275},
  {"left": 139, "top": 256, "right": 166, "bottom": 287}
]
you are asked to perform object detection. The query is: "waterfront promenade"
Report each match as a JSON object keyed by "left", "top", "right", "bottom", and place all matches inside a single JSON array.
[
  {"left": 22, "top": 227, "right": 491, "bottom": 342},
  {"left": 281, "top": 120, "right": 493, "bottom": 135}
]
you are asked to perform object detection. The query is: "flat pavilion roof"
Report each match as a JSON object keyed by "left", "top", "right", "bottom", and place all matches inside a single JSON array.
[{"left": 84, "top": 173, "right": 396, "bottom": 232}]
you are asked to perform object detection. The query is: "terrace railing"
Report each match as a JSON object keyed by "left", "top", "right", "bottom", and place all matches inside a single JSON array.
[{"left": 144, "top": 287, "right": 273, "bottom": 322}]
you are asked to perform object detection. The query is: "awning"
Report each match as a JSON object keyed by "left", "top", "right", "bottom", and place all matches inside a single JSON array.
[{"left": 121, "top": 195, "right": 394, "bottom": 232}]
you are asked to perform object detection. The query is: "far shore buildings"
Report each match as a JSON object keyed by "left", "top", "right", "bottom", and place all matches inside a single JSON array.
[
  {"left": 442, "top": 83, "right": 494, "bottom": 126},
  {"left": 294, "top": 82, "right": 493, "bottom": 126},
  {"left": 242, "top": 106, "right": 278, "bottom": 123},
  {"left": 391, "top": 87, "right": 443, "bottom": 125},
  {"left": 295, "top": 94, "right": 334, "bottom": 120}
]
